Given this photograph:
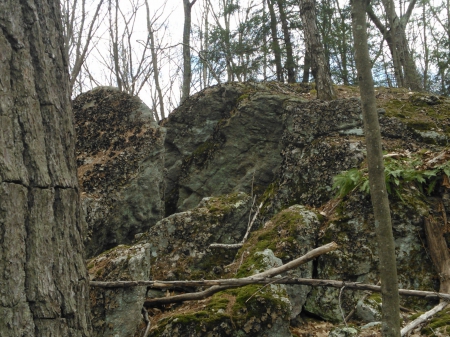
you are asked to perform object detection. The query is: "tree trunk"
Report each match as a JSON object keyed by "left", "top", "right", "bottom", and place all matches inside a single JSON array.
[
  {"left": 181, "top": 0, "right": 197, "bottom": 103},
  {"left": 109, "top": 0, "right": 122, "bottom": 91},
  {"left": 267, "top": 0, "right": 284, "bottom": 82},
  {"left": 424, "top": 217, "right": 450, "bottom": 295},
  {"left": 367, "top": 0, "right": 423, "bottom": 91},
  {"left": 276, "top": 0, "right": 296, "bottom": 83},
  {"left": 302, "top": 53, "right": 311, "bottom": 83},
  {"left": 300, "top": 0, "right": 335, "bottom": 100},
  {"left": 145, "top": 0, "right": 165, "bottom": 120},
  {"left": 0, "top": 1, "right": 91, "bottom": 336},
  {"left": 351, "top": 1, "right": 401, "bottom": 336}
]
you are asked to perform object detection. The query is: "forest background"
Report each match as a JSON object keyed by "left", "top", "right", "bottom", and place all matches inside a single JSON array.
[{"left": 62, "top": 0, "right": 450, "bottom": 121}]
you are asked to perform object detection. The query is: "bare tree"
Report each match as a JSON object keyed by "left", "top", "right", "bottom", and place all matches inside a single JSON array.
[
  {"left": 367, "top": 0, "right": 423, "bottom": 91},
  {"left": 267, "top": 0, "right": 284, "bottom": 81},
  {"left": 92, "top": 0, "right": 155, "bottom": 97},
  {"left": 145, "top": 0, "right": 167, "bottom": 120},
  {"left": 276, "top": 0, "right": 296, "bottom": 83},
  {"left": 351, "top": 0, "right": 401, "bottom": 335},
  {"left": 61, "top": 0, "right": 105, "bottom": 93},
  {"left": 182, "top": 0, "right": 198, "bottom": 102},
  {"left": 299, "top": 0, "right": 336, "bottom": 100}
]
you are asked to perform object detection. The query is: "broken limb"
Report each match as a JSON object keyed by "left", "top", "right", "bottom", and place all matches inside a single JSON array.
[
  {"left": 142, "top": 241, "right": 338, "bottom": 307},
  {"left": 209, "top": 201, "right": 263, "bottom": 249},
  {"left": 400, "top": 301, "right": 449, "bottom": 336}
]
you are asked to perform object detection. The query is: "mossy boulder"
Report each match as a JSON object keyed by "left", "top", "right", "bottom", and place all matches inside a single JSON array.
[
  {"left": 149, "top": 248, "right": 292, "bottom": 337},
  {"left": 420, "top": 306, "right": 450, "bottom": 336},
  {"left": 355, "top": 294, "right": 382, "bottom": 322},
  {"left": 303, "top": 191, "right": 437, "bottom": 322},
  {"left": 88, "top": 244, "right": 156, "bottom": 337},
  {"left": 162, "top": 82, "right": 307, "bottom": 214},
  {"left": 143, "top": 192, "right": 252, "bottom": 281},
  {"left": 74, "top": 87, "right": 166, "bottom": 257}
]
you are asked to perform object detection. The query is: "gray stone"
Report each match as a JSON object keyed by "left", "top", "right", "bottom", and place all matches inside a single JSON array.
[
  {"left": 145, "top": 192, "right": 252, "bottom": 280},
  {"left": 356, "top": 297, "right": 382, "bottom": 322},
  {"left": 74, "top": 87, "right": 166, "bottom": 257},
  {"left": 89, "top": 244, "right": 157, "bottom": 337},
  {"left": 328, "top": 327, "right": 358, "bottom": 337},
  {"left": 163, "top": 83, "right": 298, "bottom": 214}
]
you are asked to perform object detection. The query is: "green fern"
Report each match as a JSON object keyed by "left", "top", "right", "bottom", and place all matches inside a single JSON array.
[
  {"left": 332, "top": 168, "right": 365, "bottom": 198},
  {"left": 332, "top": 151, "right": 450, "bottom": 199}
]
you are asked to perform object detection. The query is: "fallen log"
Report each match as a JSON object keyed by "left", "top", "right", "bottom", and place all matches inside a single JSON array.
[
  {"left": 90, "top": 277, "right": 450, "bottom": 302},
  {"left": 142, "top": 241, "right": 338, "bottom": 307},
  {"left": 400, "top": 301, "right": 449, "bottom": 336}
]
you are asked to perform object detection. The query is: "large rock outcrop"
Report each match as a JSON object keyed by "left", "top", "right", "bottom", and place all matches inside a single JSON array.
[
  {"left": 83, "top": 84, "right": 450, "bottom": 336},
  {"left": 74, "top": 87, "right": 166, "bottom": 257},
  {"left": 162, "top": 82, "right": 309, "bottom": 214}
]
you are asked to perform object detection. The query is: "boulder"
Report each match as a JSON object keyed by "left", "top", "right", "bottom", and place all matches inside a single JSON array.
[
  {"left": 328, "top": 327, "right": 358, "bottom": 337},
  {"left": 143, "top": 192, "right": 253, "bottom": 281},
  {"left": 88, "top": 244, "right": 155, "bottom": 337},
  {"left": 74, "top": 87, "right": 166, "bottom": 257},
  {"left": 162, "top": 82, "right": 308, "bottom": 214},
  {"left": 81, "top": 84, "right": 450, "bottom": 335}
]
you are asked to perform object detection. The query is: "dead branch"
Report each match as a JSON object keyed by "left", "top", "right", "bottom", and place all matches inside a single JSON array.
[
  {"left": 208, "top": 243, "right": 244, "bottom": 249},
  {"left": 91, "top": 277, "right": 450, "bottom": 304},
  {"left": 424, "top": 216, "right": 450, "bottom": 294},
  {"left": 142, "top": 242, "right": 338, "bottom": 307},
  {"left": 209, "top": 201, "right": 263, "bottom": 249},
  {"left": 400, "top": 301, "right": 449, "bottom": 336}
]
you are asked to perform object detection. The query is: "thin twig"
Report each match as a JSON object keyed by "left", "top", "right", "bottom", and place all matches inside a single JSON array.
[
  {"left": 141, "top": 306, "right": 151, "bottom": 337},
  {"left": 339, "top": 285, "right": 348, "bottom": 327},
  {"left": 245, "top": 277, "right": 288, "bottom": 303}
]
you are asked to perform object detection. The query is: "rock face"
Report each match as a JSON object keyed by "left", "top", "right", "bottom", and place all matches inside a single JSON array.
[
  {"left": 89, "top": 244, "right": 152, "bottom": 337},
  {"left": 0, "top": 1, "right": 91, "bottom": 336},
  {"left": 83, "top": 84, "right": 450, "bottom": 336},
  {"left": 162, "top": 83, "right": 306, "bottom": 214},
  {"left": 144, "top": 192, "right": 252, "bottom": 281},
  {"left": 74, "top": 87, "right": 166, "bottom": 257}
]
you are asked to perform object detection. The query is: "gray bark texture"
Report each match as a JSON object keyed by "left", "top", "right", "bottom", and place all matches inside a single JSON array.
[
  {"left": 351, "top": 0, "right": 401, "bottom": 336},
  {"left": 181, "top": 0, "right": 196, "bottom": 102},
  {"left": 300, "top": 0, "right": 335, "bottom": 100},
  {"left": 0, "top": 1, "right": 91, "bottom": 336}
]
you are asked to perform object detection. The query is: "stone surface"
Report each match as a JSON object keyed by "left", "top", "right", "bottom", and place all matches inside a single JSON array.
[
  {"left": 88, "top": 244, "right": 154, "bottom": 337},
  {"left": 328, "top": 327, "right": 358, "bottom": 337},
  {"left": 74, "top": 87, "right": 166, "bottom": 257},
  {"left": 162, "top": 82, "right": 306, "bottom": 214},
  {"left": 356, "top": 296, "right": 382, "bottom": 322},
  {"left": 82, "top": 83, "right": 450, "bottom": 335},
  {"left": 144, "top": 192, "right": 252, "bottom": 281}
]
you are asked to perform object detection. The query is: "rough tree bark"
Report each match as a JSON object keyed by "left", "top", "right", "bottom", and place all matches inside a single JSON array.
[
  {"left": 276, "top": 0, "right": 296, "bottom": 83},
  {"left": 181, "top": 0, "right": 197, "bottom": 103},
  {"left": 300, "top": 0, "right": 336, "bottom": 100},
  {"left": 0, "top": 1, "right": 91, "bottom": 336},
  {"left": 267, "top": 0, "right": 284, "bottom": 82},
  {"left": 366, "top": 0, "right": 422, "bottom": 91},
  {"left": 351, "top": 0, "right": 401, "bottom": 336}
]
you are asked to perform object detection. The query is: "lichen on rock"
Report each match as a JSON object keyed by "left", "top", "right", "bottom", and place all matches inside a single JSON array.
[{"left": 74, "top": 87, "right": 166, "bottom": 257}]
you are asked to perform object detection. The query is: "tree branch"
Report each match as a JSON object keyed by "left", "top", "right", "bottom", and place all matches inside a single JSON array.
[
  {"left": 366, "top": 4, "right": 386, "bottom": 35},
  {"left": 142, "top": 242, "right": 338, "bottom": 307},
  {"left": 400, "top": 301, "right": 449, "bottom": 336}
]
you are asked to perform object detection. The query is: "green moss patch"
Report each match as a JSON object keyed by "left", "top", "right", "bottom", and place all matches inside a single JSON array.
[{"left": 421, "top": 307, "right": 450, "bottom": 336}]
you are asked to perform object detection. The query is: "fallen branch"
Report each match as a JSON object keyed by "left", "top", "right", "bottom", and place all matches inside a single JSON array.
[
  {"left": 400, "top": 301, "right": 449, "bottom": 336},
  {"left": 91, "top": 277, "right": 450, "bottom": 302},
  {"left": 209, "top": 201, "right": 263, "bottom": 249},
  {"left": 142, "top": 242, "right": 338, "bottom": 307},
  {"left": 345, "top": 280, "right": 380, "bottom": 322}
]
